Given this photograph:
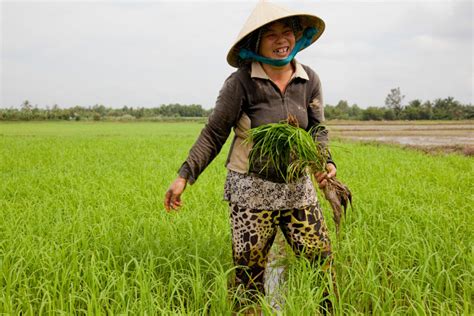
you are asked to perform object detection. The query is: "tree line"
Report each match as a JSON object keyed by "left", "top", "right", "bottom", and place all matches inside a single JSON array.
[
  {"left": 0, "top": 103, "right": 212, "bottom": 121},
  {"left": 325, "top": 88, "right": 473, "bottom": 120},
  {"left": 326, "top": 97, "right": 473, "bottom": 121},
  {"left": 1, "top": 88, "right": 472, "bottom": 121}
]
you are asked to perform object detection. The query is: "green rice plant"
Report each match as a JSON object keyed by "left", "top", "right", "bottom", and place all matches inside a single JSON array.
[
  {"left": 0, "top": 122, "right": 471, "bottom": 314},
  {"left": 246, "top": 121, "right": 327, "bottom": 182},
  {"left": 246, "top": 120, "right": 353, "bottom": 232}
]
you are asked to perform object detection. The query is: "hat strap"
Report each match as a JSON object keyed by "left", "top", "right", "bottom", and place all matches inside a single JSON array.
[{"left": 239, "top": 27, "right": 318, "bottom": 67}]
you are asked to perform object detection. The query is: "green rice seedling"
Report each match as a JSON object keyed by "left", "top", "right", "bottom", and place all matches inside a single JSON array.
[
  {"left": 246, "top": 122, "right": 327, "bottom": 182},
  {"left": 246, "top": 119, "right": 352, "bottom": 232},
  {"left": 0, "top": 122, "right": 471, "bottom": 314}
]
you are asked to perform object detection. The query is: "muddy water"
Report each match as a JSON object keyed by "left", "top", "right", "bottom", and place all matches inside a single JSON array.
[
  {"left": 344, "top": 135, "right": 474, "bottom": 146},
  {"left": 265, "top": 263, "right": 285, "bottom": 311},
  {"left": 264, "top": 232, "right": 287, "bottom": 311}
]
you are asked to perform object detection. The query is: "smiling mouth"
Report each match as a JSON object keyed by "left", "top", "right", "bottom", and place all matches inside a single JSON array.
[{"left": 273, "top": 47, "right": 289, "bottom": 54}]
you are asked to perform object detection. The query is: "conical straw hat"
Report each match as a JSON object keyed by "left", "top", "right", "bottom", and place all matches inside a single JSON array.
[{"left": 226, "top": 0, "right": 325, "bottom": 68}]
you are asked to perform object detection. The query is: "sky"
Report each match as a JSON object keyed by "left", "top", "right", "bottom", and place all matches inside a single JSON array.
[{"left": 1, "top": 0, "right": 473, "bottom": 109}]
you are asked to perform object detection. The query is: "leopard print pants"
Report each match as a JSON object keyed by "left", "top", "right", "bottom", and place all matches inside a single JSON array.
[{"left": 230, "top": 202, "right": 333, "bottom": 295}]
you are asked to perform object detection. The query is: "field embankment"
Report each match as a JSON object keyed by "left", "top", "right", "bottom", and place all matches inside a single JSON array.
[{"left": 0, "top": 122, "right": 472, "bottom": 314}]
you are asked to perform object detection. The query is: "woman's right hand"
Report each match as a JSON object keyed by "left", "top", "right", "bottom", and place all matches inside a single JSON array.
[
  {"left": 164, "top": 177, "right": 187, "bottom": 211},
  {"left": 314, "top": 163, "right": 337, "bottom": 189}
]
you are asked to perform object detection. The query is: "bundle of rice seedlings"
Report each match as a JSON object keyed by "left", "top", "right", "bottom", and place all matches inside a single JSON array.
[
  {"left": 246, "top": 122, "right": 327, "bottom": 183},
  {"left": 246, "top": 117, "right": 352, "bottom": 233}
]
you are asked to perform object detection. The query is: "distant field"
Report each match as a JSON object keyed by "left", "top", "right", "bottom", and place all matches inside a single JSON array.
[
  {"left": 327, "top": 120, "right": 474, "bottom": 155},
  {"left": 0, "top": 122, "right": 472, "bottom": 314}
]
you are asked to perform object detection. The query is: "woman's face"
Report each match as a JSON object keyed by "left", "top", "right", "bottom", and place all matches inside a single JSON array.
[{"left": 258, "top": 21, "right": 296, "bottom": 60}]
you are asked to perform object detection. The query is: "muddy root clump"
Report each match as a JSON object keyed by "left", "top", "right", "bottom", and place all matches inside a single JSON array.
[{"left": 322, "top": 178, "right": 353, "bottom": 234}]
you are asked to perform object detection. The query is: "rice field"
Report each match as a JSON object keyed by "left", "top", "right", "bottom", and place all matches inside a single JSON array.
[{"left": 0, "top": 122, "right": 472, "bottom": 315}]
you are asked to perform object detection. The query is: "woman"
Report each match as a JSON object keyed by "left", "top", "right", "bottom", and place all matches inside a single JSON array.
[{"left": 164, "top": 0, "right": 336, "bottom": 303}]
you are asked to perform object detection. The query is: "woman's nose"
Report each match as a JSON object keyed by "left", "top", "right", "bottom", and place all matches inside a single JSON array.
[{"left": 275, "top": 34, "right": 286, "bottom": 43}]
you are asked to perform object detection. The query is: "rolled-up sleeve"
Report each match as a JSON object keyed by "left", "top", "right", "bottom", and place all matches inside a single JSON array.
[{"left": 178, "top": 73, "right": 245, "bottom": 184}]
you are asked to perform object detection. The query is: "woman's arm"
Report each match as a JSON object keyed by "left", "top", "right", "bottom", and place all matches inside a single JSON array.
[
  {"left": 164, "top": 72, "right": 245, "bottom": 210},
  {"left": 177, "top": 73, "right": 245, "bottom": 183}
]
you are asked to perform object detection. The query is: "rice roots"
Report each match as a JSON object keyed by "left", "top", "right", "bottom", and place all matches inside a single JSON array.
[{"left": 322, "top": 177, "right": 353, "bottom": 234}]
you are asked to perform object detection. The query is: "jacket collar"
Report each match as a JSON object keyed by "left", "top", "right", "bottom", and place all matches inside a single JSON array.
[{"left": 250, "top": 60, "right": 309, "bottom": 81}]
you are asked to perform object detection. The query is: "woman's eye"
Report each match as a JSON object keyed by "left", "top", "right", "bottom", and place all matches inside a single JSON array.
[{"left": 284, "top": 30, "right": 293, "bottom": 36}]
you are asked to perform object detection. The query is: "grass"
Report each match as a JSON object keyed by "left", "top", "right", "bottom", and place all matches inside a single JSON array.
[{"left": 0, "top": 122, "right": 472, "bottom": 315}]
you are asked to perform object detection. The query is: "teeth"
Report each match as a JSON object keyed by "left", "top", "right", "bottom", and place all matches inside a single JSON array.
[{"left": 274, "top": 47, "right": 289, "bottom": 53}]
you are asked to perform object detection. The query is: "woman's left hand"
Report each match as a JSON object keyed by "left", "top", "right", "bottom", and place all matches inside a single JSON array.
[{"left": 314, "top": 163, "right": 337, "bottom": 189}]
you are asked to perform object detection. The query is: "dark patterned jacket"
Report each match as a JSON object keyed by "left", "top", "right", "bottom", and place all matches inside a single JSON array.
[{"left": 179, "top": 61, "right": 334, "bottom": 184}]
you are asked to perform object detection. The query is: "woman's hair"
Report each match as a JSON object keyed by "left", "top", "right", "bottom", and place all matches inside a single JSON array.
[{"left": 237, "top": 16, "right": 302, "bottom": 67}]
